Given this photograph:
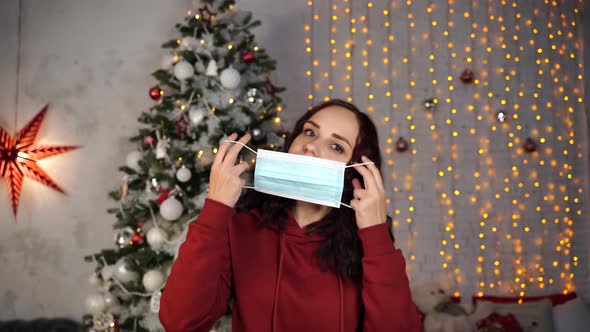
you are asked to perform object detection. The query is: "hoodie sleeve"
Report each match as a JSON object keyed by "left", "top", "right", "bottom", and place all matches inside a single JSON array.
[
  {"left": 159, "top": 198, "right": 234, "bottom": 332},
  {"left": 358, "top": 223, "right": 423, "bottom": 332}
]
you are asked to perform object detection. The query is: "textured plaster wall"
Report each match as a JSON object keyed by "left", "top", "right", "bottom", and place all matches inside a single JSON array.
[{"left": 0, "top": 0, "right": 306, "bottom": 319}]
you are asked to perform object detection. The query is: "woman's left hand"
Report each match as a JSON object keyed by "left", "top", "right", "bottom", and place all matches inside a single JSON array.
[{"left": 350, "top": 156, "right": 387, "bottom": 229}]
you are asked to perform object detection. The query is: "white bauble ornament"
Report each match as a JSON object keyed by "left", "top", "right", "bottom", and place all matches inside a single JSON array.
[
  {"left": 206, "top": 59, "right": 218, "bottom": 77},
  {"left": 159, "top": 197, "right": 183, "bottom": 221},
  {"left": 160, "top": 54, "right": 176, "bottom": 69},
  {"left": 103, "top": 293, "right": 118, "bottom": 309},
  {"left": 176, "top": 166, "right": 192, "bottom": 182},
  {"left": 85, "top": 293, "right": 106, "bottom": 314},
  {"left": 88, "top": 273, "right": 102, "bottom": 287},
  {"left": 114, "top": 259, "right": 139, "bottom": 283},
  {"left": 142, "top": 270, "right": 166, "bottom": 292},
  {"left": 146, "top": 227, "right": 167, "bottom": 250},
  {"left": 125, "top": 151, "right": 143, "bottom": 172},
  {"left": 173, "top": 60, "right": 194, "bottom": 80},
  {"left": 188, "top": 107, "right": 205, "bottom": 124},
  {"left": 219, "top": 66, "right": 241, "bottom": 89}
]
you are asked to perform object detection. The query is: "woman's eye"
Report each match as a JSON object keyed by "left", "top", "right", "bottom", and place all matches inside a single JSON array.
[
  {"left": 304, "top": 129, "right": 315, "bottom": 136},
  {"left": 331, "top": 144, "right": 344, "bottom": 153}
]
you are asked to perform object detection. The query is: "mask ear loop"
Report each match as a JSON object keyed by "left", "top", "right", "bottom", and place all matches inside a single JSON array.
[
  {"left": 340, "top": 161, "right": 375, "bottom": 209},
  {"left": 223, "top": 139, "right": 258, "bottom": 189},
  {"left": 224, "top": 141, "right": 376, "bottom": 208}
]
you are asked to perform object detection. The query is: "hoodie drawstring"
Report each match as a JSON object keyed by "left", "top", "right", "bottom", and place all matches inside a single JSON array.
[
  {"left": 338, "top": 275, "right": 343, "bottom": 332},
  {"left": 272, "top": 232, "right": 286, "bottom": 332}
]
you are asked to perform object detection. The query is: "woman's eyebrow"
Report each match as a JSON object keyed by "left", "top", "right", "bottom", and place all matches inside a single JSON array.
[
  {"left": 332, "top": 133, "right": 352, "bottom": 149},
  {"left": 305, "top": 120, "right": 352, "bottom": 148},
  {"left": 306, "top": 120, "right": 320, "bottom": 128}
]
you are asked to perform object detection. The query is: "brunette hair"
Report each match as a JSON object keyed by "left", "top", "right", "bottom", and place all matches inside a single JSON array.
[{"left": 239, "top": 99, "right": 383, "bottom": 283}]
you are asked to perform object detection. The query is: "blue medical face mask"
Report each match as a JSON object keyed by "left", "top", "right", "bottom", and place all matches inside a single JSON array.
[{"left": 225, "top": 141, "right": 373, "bottom": 208}]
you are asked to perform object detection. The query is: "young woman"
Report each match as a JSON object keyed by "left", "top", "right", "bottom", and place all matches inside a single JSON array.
[{"left": 159, "top": 99, "right": 422, "bottom": 332}]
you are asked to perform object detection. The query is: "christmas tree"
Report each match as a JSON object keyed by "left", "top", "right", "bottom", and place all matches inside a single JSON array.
[{"left": 82, "top": 1, "right": 286, "bottom": 331}]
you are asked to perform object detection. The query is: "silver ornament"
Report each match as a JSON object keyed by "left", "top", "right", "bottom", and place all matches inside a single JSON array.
[
  {"left": 246, "top": 88, "right": 264, "bottom": 108},
  {"left": 423, "top": 98, "right": 437, "bottom": 111},
  {"left": 114, "top": 226, "right": 135, "bottom": 248},
  {"left": 251, "top": 128, "right": 266, "bottom": 142},
  {"left": 147, "top": 178, "right": 161, "bottom": 193},
  {"left": 188, "top": 107, "right": 205, "bottom": 125},
  {"left": 496, "top": 110, "right": 507, "bottom": 123},
  {"left": 93, "top": 312, "right": 115, "bottom": 330},
  {"left": 114, "top": 258, "right": 139, "bottom": 283}
]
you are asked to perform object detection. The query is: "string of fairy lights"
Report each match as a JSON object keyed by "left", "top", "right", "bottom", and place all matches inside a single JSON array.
[{"left": 305, "top": 0, "right": 586, "bottom": 298}]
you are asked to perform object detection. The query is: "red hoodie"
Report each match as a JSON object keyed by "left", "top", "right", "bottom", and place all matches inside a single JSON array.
[{"left": 159, "top": 199, "right": 423, "bottom": 332}]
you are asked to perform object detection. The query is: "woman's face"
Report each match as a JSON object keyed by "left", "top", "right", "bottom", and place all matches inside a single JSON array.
[{"left": 288, "top": 106, "right": 360, "bottom": 163}]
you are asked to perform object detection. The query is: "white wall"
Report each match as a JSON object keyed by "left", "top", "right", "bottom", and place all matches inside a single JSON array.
[{"left": 0, "top": 0, "right": 307, "bottom": 319}]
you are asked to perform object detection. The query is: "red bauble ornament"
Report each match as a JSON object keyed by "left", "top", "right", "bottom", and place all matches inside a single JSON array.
[
  {"left": 242, "top": 50, "right": 255, "bottom": 63},
  {"left": 132, "top": 233, "right": 144, "bottom": 245},
  {"left": 395, "top": 137, "right": 410, "bottom": 152},
  {"left": 143, "top": 136, "right": 156, "bottom": 147},
  {"left": 149, "top": 86, "right": 163, "bottom": 101},
  {"left": 523, "top": 137, "right": 537, "bottom": 153},
  {"left": 459, "top": 69, "right": 474, "bottom": 84}
]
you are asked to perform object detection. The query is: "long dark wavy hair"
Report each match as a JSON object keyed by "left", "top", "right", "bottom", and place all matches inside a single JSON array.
[{"left": 239, "top": 99, "right": 383, "bottom": 283}]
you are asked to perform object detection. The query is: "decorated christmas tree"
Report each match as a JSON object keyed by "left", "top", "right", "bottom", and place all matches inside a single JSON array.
[{"left": 82, "top": 1, "right": 286, "bottom": 331}]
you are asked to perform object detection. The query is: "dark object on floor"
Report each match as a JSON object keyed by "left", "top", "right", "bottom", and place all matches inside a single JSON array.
[{"left": 0, "top": 318, "right": 80, "bottom": 332}]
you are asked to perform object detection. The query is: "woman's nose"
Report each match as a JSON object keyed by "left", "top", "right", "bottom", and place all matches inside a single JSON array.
[{"left": 303, "top": 141, "right": 317, "bottom": 157}]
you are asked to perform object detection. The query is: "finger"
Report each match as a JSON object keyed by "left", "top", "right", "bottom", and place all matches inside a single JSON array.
[
  {"left": 233, "top": 161, "right": 250, "bottom": 175},
  {"left": 354, "top": 187, "right": 367, "bottom": 199},
  {"left": 361, "top": 156, "right": 385, "bottom": 191},
  {"left": 351, "top": 163, "right": 377, "bottom": 190},
  {"left": 223, "top": 133, "right": 251, "bottom": 165},
  {"left": 214, "top": 133, "right": 238, "bottom": 166},
  {"left": 352, "top": 178, "right": 363, "bottom": 190},
  {"left": 349, "top": 198, "right": 359, "bottom": 211}
]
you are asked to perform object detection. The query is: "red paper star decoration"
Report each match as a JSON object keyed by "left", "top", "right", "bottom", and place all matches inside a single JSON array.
[{"left": 0, "top": 104, "right": 79, "bottom": 217}]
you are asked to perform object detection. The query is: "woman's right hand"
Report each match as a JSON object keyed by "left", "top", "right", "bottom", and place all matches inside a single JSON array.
[{"left": 207, "top": 133, "right": 251, "bottom": 208}]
